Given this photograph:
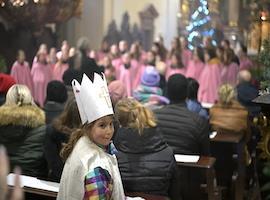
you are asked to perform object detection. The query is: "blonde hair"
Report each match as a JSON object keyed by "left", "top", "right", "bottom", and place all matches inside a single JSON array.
[
  {"left": 5, "top": 84, "right": 35, "bottom": 106},
  {"left": 218, "top": 84, "right": 235, "bottom": 105},
  {"left": 115, "top": 98, "right": 157, "bottom": 134}
]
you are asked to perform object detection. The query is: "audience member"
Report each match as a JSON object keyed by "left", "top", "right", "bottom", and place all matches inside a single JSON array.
[
  {"left": 45, "top": 97, "right": 81, "bottom": 182},
  {"left": 155, "top": 74, "right": 210, "bottom": 155},
  {"left": 155, "top": 74, "right": 210, "bottom": 199},
  {"left": 108, "top": 80, "right": 127, "bottom": 107},
  {"left": 186, "top": 78, "right": 208, "bottom": 119},
  {"left": 43, "top": 80, "right": 68, "bottom": 124},
  {"left": 0, "top": 73, "right": 16, "bottom": 106},
  {"left": 0, "top": 84, "right": 47, "bottom": 178},
  {"left": 10, "top": 50, "right": 34, "bottom": 94},
  {"left": 133, "top": 66, "right": 169, "bottom": 110},
  {"left": 236, "top": 70, "right": 260, "bottom": 118},
  {"left": 114, "top": 98, "right": 181, "bottom": 199}
]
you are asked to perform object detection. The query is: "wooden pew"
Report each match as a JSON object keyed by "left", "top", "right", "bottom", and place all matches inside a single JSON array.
[
  {"left": 210, "top": 131, "right": 246, "bottom": 200},
  {"left": 7, "top": 174, "right": 168, "bottom": 200},
  {"left": 176, "top": 155, "right": 221, "bottom": 200}
]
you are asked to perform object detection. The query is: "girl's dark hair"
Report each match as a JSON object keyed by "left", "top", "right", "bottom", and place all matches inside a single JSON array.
[
  {"left": 187, "top": 78, "right": 199, "bottom": 100},
  {"left": 223, "top": 49, "right": 235, "bottom": 66},
  {"left": 194, "top": 46, "right": 204, "bottom": 62},
  {"left": 53, "top": 97, "right": 81, "bottom": 135},
  {"left": 171, "top": 52, "right": 184, "bottom": 69},
  {"left": 205, "top": 47, "right": 217, "bottom": 60}
]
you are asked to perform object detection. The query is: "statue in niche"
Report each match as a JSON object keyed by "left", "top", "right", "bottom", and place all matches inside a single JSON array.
[
  {"left": 139, "top": 4, "right": 159, "bottom": 51},
  {"left": 132, "top": 23, "right": 143, "bottom": 44},
  {"left": 105, "top": 20, "right": 121, "bottom": 46},
  {"left": 120, "top": 12, "right": 133, "bottom": 46}
]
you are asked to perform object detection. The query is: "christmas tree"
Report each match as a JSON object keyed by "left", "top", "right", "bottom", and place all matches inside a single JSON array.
[{"left": 186, "top": 0, "right": 213, "bottom": 49}]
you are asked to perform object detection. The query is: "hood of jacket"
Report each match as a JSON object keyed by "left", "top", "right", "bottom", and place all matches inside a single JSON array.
[
  {"left": 114, "top": 127, "right": 168, "bottom": 154},
  {"left": 0, "top": 105, "right": 45, "bottom": 128}
]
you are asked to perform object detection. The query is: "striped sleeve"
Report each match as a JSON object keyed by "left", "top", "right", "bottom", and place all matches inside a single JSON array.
[{"left": 83, "top": 167, "right": 113, "bottom": 200}]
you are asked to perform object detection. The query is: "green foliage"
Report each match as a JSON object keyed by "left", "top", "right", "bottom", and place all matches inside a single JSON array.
[{"left": 258, "top": 39, "right": 270, "bottom": 90}]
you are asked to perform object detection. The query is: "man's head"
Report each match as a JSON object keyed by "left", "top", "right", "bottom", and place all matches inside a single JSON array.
[
  {"left": 237, "top": 70, "right": 252, "bottom": 84},
  {"left": 167, "top": 74, "right": 188, "bottom": 104},
  {"left": 46, "top": 80, "right": 68, "bottom": 104}
]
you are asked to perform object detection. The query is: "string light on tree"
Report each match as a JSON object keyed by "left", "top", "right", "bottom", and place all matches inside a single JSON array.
[{"left": 186, "top": 0, "right": 214, "bottom": 49}]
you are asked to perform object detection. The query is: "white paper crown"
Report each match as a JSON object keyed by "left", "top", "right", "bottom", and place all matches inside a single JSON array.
[{"left": 72, "top": 73, "right": 113, "bottom": 124}]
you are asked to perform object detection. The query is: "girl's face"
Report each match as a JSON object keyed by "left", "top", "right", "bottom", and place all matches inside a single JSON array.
[
  {"left": 192, "top": 48, "right": 199, "bottom": 61},
  {"left": 171, "top": 54, "right": 178, "bottom": 65},
  {"left": 89, "top": 115, "right": 114, "bottom": 146},
  {"left": 18, "top": 51, "right": 25, "bottom": 63},
  {"left": 204, "top": 52, "right": 210, "bottom": 62}
]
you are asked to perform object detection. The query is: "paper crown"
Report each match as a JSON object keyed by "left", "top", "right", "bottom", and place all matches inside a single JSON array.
[{"left": 72, "top": 73, "right": 113, "bottom": 124}]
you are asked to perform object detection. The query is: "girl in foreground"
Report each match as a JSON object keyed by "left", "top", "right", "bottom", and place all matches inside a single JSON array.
[{"left": 57, "top": 73, "right": 142, "bottom": 200}]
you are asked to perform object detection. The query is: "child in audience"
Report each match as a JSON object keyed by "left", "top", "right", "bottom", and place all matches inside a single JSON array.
[
  {"left": 58, "top": 73, "right": 141, "bottom": 200},
  {"left": 45, "top": 97, "right": 81, "bottom": 182},
  {"left": 114, "top": 98, "right": 181, "bottom": 200},
  {"left": 186, "top": 78, "right": 208, "bottom": 119},
  {"left": 11, "top": 50, "right": 34, "bottom": 94}
]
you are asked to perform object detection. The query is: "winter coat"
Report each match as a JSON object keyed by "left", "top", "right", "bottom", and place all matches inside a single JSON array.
[
  {"left": 0, "top": 105, "right": 47, "bottom": 178},
  {"left": 114, "top": 127, "right": 181, "bottom": 200},
  {"left": 155, "top": 102, "right": 210, "bottom": 155},
  {"left": 44, "top": 124, "right": 70, "bottom": 182}
]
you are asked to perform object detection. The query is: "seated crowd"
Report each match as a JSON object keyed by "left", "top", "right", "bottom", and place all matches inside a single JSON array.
[{"left": 0, "top": 35, "right": 261, "bottom": 200}]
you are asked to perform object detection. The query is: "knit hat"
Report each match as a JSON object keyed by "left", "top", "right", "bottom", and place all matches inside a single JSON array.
[
  {"left": 0, "top": 73, "right": 16, "bottom": 94},
  {"left": 167, "top": 74, "right": 188, "bottom": 103},
  {"left": 141, "top": 66, "right": 160, "bottom": 87},
  {"left": 108, "top": 80, "right": 127, "bottom": 106},
  {"left": 46, "top": 80, "right": 68, "bottom": 103}
]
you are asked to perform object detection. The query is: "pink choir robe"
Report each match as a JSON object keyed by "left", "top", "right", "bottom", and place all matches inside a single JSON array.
[
  {"left": 239, "top": 57, "right": 253, "bottom": 71},
  {"left": 165, "top": 61, "right": 186, "bottom": 80},
  {"left": 10, "top": 61, "right": 34, "bottom": 94},
  {"left": 185, "top": 60, "right": 205, "bottom": 81},
  {"left": 119, "top": 60, "right": 142, "bottom": 97},
  {"left": 52, "top": 63, "right": 69, "bottom": 82},
  {"left": 112, "top": 58, "right": 122, "bottom": 79},
  {"left": 31, "top": 62, "right": 52, "bottom": 107},
  {"left": 221, "top": 63, "right": 239, "bottom": 86},
  {"left": 182, "top": 49, "right": 192, "bottom": 67},
  {"left": 198, "top": 58, "right": 222, "bottom": 104}
]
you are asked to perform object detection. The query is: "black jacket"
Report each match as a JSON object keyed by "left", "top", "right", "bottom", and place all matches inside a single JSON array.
[
  {"left": 237, "top": 82, "right": 261, "bottom": 118},
  {"left": 44, "top": 124, "right": 70, "bottom": 182},
  {"left": 114, "top": 127, "right": 181, "bottom": 200},
  {"left": 155, "top": 103, "right": 210, "bottom": 155},
  {"left": 0, "top": 105, "right": 47, "bottom": 178},
  {"left": 43, "top": 101, "right": 65, "bottom": 124}
]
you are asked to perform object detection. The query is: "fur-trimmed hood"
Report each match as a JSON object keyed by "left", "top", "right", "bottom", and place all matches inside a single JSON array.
[{"left": 0, "top": 105, "right": 45, "bottom": 128}]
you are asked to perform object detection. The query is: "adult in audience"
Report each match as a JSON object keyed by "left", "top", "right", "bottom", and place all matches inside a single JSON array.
[
  {"left": 0, "top": 84, "right": 47, "bottom": 178},
  {"left": 133, "top": 66, "right": 169, "bottom": 110},
  {"left": 43, "top": 80, "right": 68, "bottom": 124},
  {"left": 0, "top": 73, "right": 16, "bottom": 106},
  {"left": 45, "top": 97, "right": 81, "bottom": 182},
  {"left": 155, "top": 74, "right": 209, "bottom": 154},
  {"left": 115, "top": 98, "right": 181, "bottom": 199},
  {"left": 236, "top": 70, "right": 260, "bottom": 118},
  {"left": 155, "top": 74, "right": 210, "bottom": 199},
  {"left": 186, "top": 78, "right": 208, "bottom": 119}
]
